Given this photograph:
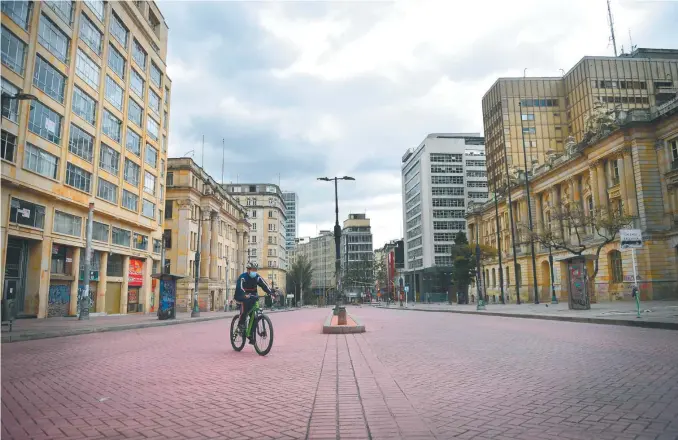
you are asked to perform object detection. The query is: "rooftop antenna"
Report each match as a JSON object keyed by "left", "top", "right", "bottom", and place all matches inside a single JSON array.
[
  {"left": 607, "top": 0, "right": 618, "bottom": 56},
  {"left": 221, "top": 138, "right": 225, "bottom": 184},
  {"left": 629, "top": 28, "right": 636, "bottom": 52}
]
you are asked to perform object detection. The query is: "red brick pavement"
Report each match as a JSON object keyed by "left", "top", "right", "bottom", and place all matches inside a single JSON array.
[{"left": 2, "top": 307, "right": 678, "bottom": 439}]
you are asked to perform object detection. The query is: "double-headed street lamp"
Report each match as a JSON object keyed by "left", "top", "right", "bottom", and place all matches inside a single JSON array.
[
  {"left": 317, "top": 176, "right": 355, "bottom": 310},
  {"left": 1, "top": 91, "right": 37, "bottom": 105}
]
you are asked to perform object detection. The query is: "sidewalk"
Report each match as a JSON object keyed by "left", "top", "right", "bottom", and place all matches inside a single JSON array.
[
  {"left": 375, "top": 300, "right": 678, "bottom": 330},
  {"left": 1, "top": 307, "right": 301, "bottom": 343}
]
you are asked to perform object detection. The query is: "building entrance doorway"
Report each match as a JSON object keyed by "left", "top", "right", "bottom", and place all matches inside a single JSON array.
[{"left": 3, "top": 237, "right": 29, "bottom": 315}]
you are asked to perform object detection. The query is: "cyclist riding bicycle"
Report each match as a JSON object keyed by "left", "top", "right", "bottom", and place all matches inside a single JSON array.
[{"left": 235, "top": 262, "right": 275, "bottom": 343}]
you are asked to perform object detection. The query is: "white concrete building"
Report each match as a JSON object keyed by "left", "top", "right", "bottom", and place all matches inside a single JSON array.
[
  {"left": 283, "top": 192, "right": 299, "bottom": 252},
  {"left": 401, "top": 133, "right": 489, "bottom": 273}
]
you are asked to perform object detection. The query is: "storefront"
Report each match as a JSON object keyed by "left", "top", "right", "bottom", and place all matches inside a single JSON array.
[
  {"left": 127, "top": 258, "right": 144, "bottom": 313},
  {"left": 48, "top": 244, "right": 76, "bottom": 317}
]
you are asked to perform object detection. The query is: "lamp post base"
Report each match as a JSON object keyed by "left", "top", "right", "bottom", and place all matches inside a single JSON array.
[
  {"left": 551, "top": 296, "right": 558, "bottom": 305},
  {"left": 476, "top": 299, "right": 486, "bottom": 311},
  {"left": 191, "top": 300, "right": 200, "bottom": 318}
]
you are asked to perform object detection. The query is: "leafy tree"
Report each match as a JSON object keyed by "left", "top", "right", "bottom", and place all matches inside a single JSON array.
[
  {"left": 520, "top": 205, "right": 634, "bottom": 282},
  {"left": 343, "top": 260, "right": 375, "bottom": 295},
  {"left": 450, "top": 231, "right": 498, "bottom": 304},
  {"left": 287, "top": 255, "right": 313, "bottom": 305},
  {"left": 373, "top": 258, "right": 388, "bottom": 296}
]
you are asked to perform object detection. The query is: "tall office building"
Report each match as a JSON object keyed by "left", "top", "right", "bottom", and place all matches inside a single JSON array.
[
  {"left": 282, "top": 191, "right": 298, "bottom": 253},
  {"left": 294, "top": 230, "right": 335, "bottom": 296},
  {"left": 223, "top": 183, "right": 287, "bottom": 289},
  {"left": 341, "top": 213, "right": 373, "bottom": 295},
  {"left": 1, "top": 1, "right": 171, "bottom": 318},
  {"left": 482, "top": 48, "right": 678, "bottom": 190},
  {"left": 401, "top": 134, "right": 488, "bottom": 297}
]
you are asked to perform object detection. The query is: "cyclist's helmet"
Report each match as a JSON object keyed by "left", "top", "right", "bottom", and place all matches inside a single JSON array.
[{"left": 246, "top": 261, "right": 258, "bottom": 270}]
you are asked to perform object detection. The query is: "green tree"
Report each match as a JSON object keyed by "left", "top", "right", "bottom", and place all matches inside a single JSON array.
[
  {"left": 287, "top": 255, "right": 314, "bottom": 306},
  {"left": 343, "top": 260, "right": 375, "bottom": 296},
  {"left": 374, "top": 258, "right": 388, "bottom": 295},
  {"left": 450, "top": 232, "right": 498, "bottom": 304}
]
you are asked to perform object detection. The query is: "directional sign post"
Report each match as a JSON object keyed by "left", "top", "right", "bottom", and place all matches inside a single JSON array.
[{"left": 620, "top": 229, "right": 643, "bottom": 318}]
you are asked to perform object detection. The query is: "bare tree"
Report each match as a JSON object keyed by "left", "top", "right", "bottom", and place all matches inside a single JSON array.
[{"left": 520, "top": 203, "right": 635, "bottom": 281}]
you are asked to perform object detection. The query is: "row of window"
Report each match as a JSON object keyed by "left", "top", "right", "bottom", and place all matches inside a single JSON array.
[
  {"left": 431, "top": 165, "right": 463, "bottom": 174},
  {"left": 433, "top": 221, "right": 466, "bottom": 230},
  {"left": 597, "top": 95, "right": 650, "bottom": 105},
  {"left": 430, "top": 153, "right": 463, "bottom": 163},
  {"left": 520, "top": 98, "right": 560, "bottom": 108},
  {"left": 8, "top": 197, "right": 159, "bottom": 251}
]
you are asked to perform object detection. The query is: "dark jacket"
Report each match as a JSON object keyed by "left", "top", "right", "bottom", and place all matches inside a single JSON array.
[{"left": 234, "top": 272, "right": 273, "bottom": 301}]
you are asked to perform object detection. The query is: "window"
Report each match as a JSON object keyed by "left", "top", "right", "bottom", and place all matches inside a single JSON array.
[
  {"left": 130, "top": 68, "right": 144, "bottom": 98},
  {"left": 44, "top": 0, "right": 73, "bottom": 26},
  {"left": 126, "top": 128, "right": 141, "bottom": 155},
  {"left": 107, "top": 43, "right": 125, "bottom": 79},
  {"left": 150, "top": 62, "right": 162, "bottom": 87},
  {"left": 133, "top": 232, "right": 148, "bottom": 250},
  {"left": 431, "top": 165, "right": 463, "bottom": 174},
  {"left": 165, "top": 86, "right": 170, "bottom": 104},
  {"left": 466, "top": 170, "right": 486, "bottom": 178},
  {"left": 99, "top": 143, "right": 119, "bottom": 175},
  {"left": 163, "top": 111, "right": 168, "bottom": 129},
  {"left": 122, "top": 189, "right": 138, "bottom": 211},
  {"left": 109, "top": 11, "right": 128, "bottom": 46},
  {"left": 268, "top": 223, "right": 276, "bottom": 231},
  {"left": 145, "top": 144, "right": 157, "bottom": 168},
  {"left": 68, "top": 124, "right": 94, "bottom": 162},
  {"left": 1, "top": 26, "right": 27, "bottom": 74},
  {"left": 106, "top": 254, "right": 123, "bottom": 276},
  {"left": 84, "top": 0, "right": 104, "bottom": 21},
  {"left": 28, "top": 101, "right": 62, "bottom": 144},
  {"left": 520, "top": 98, "right": 559, "bottom": 107},
  {"left": 132, "top": 39, "right": 147, "bottom": 68},
  {"left": 609, "top": 250, "right": 623, "bottom": 283},
  {"left": 38, "top": 14, "right": 70, "bottom": 63},
  {"left": 112, "top": 227, "right": 131, "bottom": 246},
  {"left": 123, "top": 159, "right": 140, "bottom": 186},
  {"left": 1, "top": 78, "right": 20, "bottom": 122},
  {"left": 75, "top": 49, "right": 100, "bottom": 89},
  {"left": 128, "top": 99, "right": 142, "bottom": 127},
  {"left": 465, "top": 160, "right": 486, "bottom": 167},
  {"left": 92, "top": 221, "right": 109, "bottom": 242},
  {"left": 162, "top": 135, "right": 167, "bottom": 152},
  {"left": 142, "top": 199, "right": 155, "bottom": 218},
  {"left": 467, "top": 181, "right": 487, "bottom": 188},
  {"left": 468, "top": 192, "right": 488, "bottom": 199},
  {"left": 522, "top": 127, "right": 536, "bottom": 134},
  {"left": 430, "top": 153, "right": 463, "bottom": 163},
  {"left": 153, "top": 239, "right": 162, "bottom": 254},
  {"left": 611, "top": 160, "right": 620, "bottom": 185},
  {"left": 53, "top": 210, "right": 82, "bottom": 236},
  {"left": 144, "top": 171, "right": 156, "bottom": 195},
  {"left": 65, "top": 163, "right": 92, "bottom": 193},
  {"left": 24, "top": 143, "right": 58, "bottom": 178},
  {"left": 147, "top": 116, "right": 159, "bottom": 141},
  {"left": 431, "top": 176, "right": 464, "bottom": 185},
  {"left": 72, "top": 86, "right": 96, "bottom": 125},
  {"left": 33, "top": 56, "right": 66, "bottom": 103},
  {"left": 521, "top": 113, "right": 535, "bottom": 121},
  {"left": 9, "top": 198, "right": 45, "bottom": 229},
  {"left": 165, "top": 200, "right": 173, "bottom": 219},
  {"left": 104, "top": 75, "right": 123, "bottom": 110},
  {"left": 79, "top": 13, "right": 102, "bottom": 55},
  {"left": 102, "top": 110, "right": 122, "bottom": 142},
  {"left": 97, "top": 177, "right": 117, "bottom": 203},
  {"left": 160, "top": 158, "right": 165, "bottom": 177},
  {"left": 167, "top": 172, "right": 174, "bottom": 186},
  {"left": 1, "top": 130, "right": 17, "bottom": 162},
  {"left": 149, "top": 89, "right": 160, "bottom": 114},
  {"left": 2, "top": 1, "right": 33, "bottom": 29}
]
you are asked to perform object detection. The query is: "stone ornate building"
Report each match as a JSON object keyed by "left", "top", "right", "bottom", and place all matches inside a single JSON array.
[
  {"left": 467, "top": 100, "right": 678, "bottom": 303},
  {"left": 164, "top": 158, "right": 249, "bottom": 311}
]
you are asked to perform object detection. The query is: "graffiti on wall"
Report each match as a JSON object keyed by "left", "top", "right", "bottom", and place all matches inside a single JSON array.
[
  {"left": 77, "top": 285, "right": 94, "bottom": 318},
  {"left": 48, "top": 284, "right": 70, "bottom": 317}
]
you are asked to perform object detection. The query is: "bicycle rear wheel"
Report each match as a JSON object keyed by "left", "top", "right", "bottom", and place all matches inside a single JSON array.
[
  {"left": 253, "top": 315, "right": 274, "bottom": 356},
  {"left": 230, "top": 315, "right": 245, "bottom": 351}
]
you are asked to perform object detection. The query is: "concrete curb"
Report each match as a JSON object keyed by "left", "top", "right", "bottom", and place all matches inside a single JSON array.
[
  {"left": 322, "top": 312, "right": 366, "bottom": 334},
  {"left": 375, "top": 305, "right": 678, "bottom": 331},
  {"left": 2, "top": 308, "right": 301, "bottom": 343}
]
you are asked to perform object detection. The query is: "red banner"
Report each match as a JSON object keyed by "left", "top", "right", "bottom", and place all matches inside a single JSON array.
[{"left": 129, "top": 259, "right": 144, "bottom": 287}]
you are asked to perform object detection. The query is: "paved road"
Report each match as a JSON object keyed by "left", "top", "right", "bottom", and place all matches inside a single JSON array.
[{"left": 2, "top": 307, "right": 678, "bottom": 440}]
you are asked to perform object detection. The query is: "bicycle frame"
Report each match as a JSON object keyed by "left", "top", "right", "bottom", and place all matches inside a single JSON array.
[{"left": 244, "top": 300, "right": 262, "bottom": 338}]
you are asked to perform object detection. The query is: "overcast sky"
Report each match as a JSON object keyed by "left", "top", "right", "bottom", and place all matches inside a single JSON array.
[{"left": 160, "top": 0, "right": 677, "bottom": 249}]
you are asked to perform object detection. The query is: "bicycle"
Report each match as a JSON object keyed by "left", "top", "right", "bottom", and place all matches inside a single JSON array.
[{"left": 230, "top": 295, "right": 275, "bottom": 356}]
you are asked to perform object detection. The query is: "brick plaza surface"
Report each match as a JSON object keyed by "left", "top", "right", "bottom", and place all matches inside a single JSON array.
[{"left": 2, "top": 307, "right": 678, "bottom": 440}]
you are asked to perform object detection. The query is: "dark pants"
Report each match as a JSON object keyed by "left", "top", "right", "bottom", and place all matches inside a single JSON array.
[{"left": 237, "top": 296, "right": 257, "bottom": 328}]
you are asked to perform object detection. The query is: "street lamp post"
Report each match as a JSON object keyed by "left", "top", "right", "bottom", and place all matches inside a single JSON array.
[
  {"left": 1, "top": 91, "right": 37, "bottom": 106},
  {"left": 518, "top": 102, "right": 540, "bottom": 305},
  {"left": 492, "top": 184, "right": 505, "bottom": 304},
  {"left": 317, "top": 176, "right": 355, "bottom": 312},
  {"left": 475, "top": 217, "right": 486, "bottom": 311}
]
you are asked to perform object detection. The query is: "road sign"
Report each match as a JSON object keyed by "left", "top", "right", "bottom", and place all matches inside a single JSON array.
[
  {"left": 404, "top": 285, "right": 410, "bottom": 293},
  {"left": 620, "top": 229, "right": 642, "bottom": 249}
]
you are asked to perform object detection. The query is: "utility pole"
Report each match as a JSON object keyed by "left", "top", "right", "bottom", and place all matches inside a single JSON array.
[
  {"left": 79, "top": 202, "right": 94, "bottom": 320},
  {"left": 492, "top": 183, "right": 505, "bottom": 304}
]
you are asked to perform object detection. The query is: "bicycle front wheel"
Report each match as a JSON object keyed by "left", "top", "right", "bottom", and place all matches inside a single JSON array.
[
  {"left": 253, "top": 315, "right": 274, "bottom": 356},
  {"left": 230, "top": 315, "right": 245, "bottom": 352}
]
